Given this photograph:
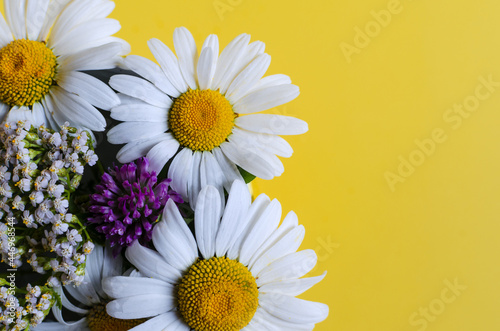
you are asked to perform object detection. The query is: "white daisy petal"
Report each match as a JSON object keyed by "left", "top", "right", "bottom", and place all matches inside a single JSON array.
[
  {"left": 239, "top": 199, "right": 282, "bottom": 265},
  {"left": 220, "top": 140, "right": 275, "bottom": 180},
  {"left": 124, "top": 55, "right": 179, "bottom": 97},
  {"left": 248, "top": 307, "right": 315, "bottom": 331},
  {"left": 111, "top": 104, "right": 168, "bottom": 122},
  {"left": 0, "top": 103, "right": 9, "bottom": 122},
  {"left": 231, "top": 127, "right": 293, "bottom": 158},
  {"left": 256, "top": 250, "right": 318, "bottom": 286},
  {"left": 234, "top": 85, "right": 300, "bottom": 114},
  {"left": 259, "top": 272, "right": 327, "bottom": 297},
  {"left": 49, "top": 87, "right": 107, "bottom": 131},
  {"left": 31, "top": 102, "right": 47, "bottom": 127},
  {"left": 236, "top": 113, "right": 308, "bottom": 135},
  {"left": 215, "top": 180, "right": 251, "bottom": 257},
  {"left": 26, "top": 0, "right": 50, "bottom": 40},
  {"left": 116, "top": 133, "right": 171, "bottom": 163},
  {"left": 237, "top": 40, "right": 266, "bottom": 74},
  {"left": 146, "top": 138, "right": 180, "bottom": 174},
  {"left": 58, "top": 71, "right": 120, "bottom": 110},
  {"left": 212, "top": 33, "right": 251, "bottom": 93},
  {"left": 59, "top": 42, "right": 123, "bottom": 72},
  {"left": 212, "top": 147, "right": 244, "bottom": 191},
  {"left": 107, "top": 121, "right": 168, "bottom": 144},
  {"left": 4, "top": 0, "right": 26, "bottom": 39},
  {"left": 167, "top": 148, "right": 193, "bottom": 201},
  {"left": 40, "top": 93, "right": 60, "bottom": 131},
  {"left": 103, "top": 276, "right": 173, "bottom": 299},
  {"left": 38, "top": 0, "right": 71, "bottom": 41},
  {"left": 50, "top": 18, "right": 120, "bottom": 55},
  {"left": 85, "top": 244, "right": 105, "bottom": 299},
  {"left": 226, "top": 53, "right": 271, "bottom": 103},
  {"left": 129, "top": 311, "right": 184, "bottom": 331},
  {"left": 195, "top": 185, "right": 222, "bottom": 259},
  {"left": 197, "top": 47, "right": 216, "bottom": 91},
  {"left": 6, "top": 106, "right": 35, "bottom": 123},
  {"left": 259, "top": 293, "right": 329, "bottom": 325},
  {"left": 106, "top": 293, "right": 175, "bottom": 319},
  {"left": 187, "top": 151, "right": 202, "bottom": 207},
  {"left": 152, "top": 200, "right": 197, "bottom": 270},
  {"left": 125, "top": 241, "right": 182, "bottom": 284},
  {"left": 200, "top": 151, "right": 225, "bottom": 208},
  {"left": 110, "top": 75, "right": 173, "bottom": 108},
  {"left": 248, "top": 74, "right": 292, "bottom": 94},
  {"left": 102, "top": 244, "right": 123, "bottom": 279},
  {"left": 173, "top": 27, "right": 198, "bottom": 89},
  {"left": 0, "top": 18, "right": 12, "bottom": 48},
  {"left": 57, "top": 286, "right": 89, "bottom": 315},
  {"left": 148, "top": 38, "right": 189, "bottom": 93},
  {"left": 226, "top": 193, "right": 271, "bottom": 260}
]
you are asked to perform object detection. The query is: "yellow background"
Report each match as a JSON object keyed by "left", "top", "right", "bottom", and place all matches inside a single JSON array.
[{"left": 112, "top": 0, "right": 500, "bottom": 330}]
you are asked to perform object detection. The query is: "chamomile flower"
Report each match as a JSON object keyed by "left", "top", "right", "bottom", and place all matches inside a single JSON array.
[
  {"left": 104, "top": 181, "right": 328, "bottom": 330},
  {"left": 0, "top": 0, "right": 130, "bottom": 131},
  {"left": 34, "top": 245, "right": 146, "bottom": 331},
  {"left": 108, "top": 27, "right": 307, "bottom": 207}
]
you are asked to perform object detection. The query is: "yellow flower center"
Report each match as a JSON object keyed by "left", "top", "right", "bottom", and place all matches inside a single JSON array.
[
  {"left": 0, "top": 39, "right": 57, "bottom": 107},
  {"left": 87, "top": 302, "right": 146, "bottom": 331},
  {"left": 177, "top": 256, "right": 259, "bottom": 331},
  {"left": 169, "top": 89, "right": 236, "bottom": 151}
]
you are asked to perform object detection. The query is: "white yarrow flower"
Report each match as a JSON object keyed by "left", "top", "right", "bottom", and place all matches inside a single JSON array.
[
  {"left": 108, "top": 27, "right": 307, "bottom": 207},
  {"left": 0, "top": 0, "right": 130, "bottom": 131},
  {"left": 104, "top": 181, "right": 328, "bottom": 330}
]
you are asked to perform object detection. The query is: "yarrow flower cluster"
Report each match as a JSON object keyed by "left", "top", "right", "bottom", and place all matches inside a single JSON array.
[
  {"left": 0, "top": 280, "right": 57, "bottom": 330},
  {"left": 88, "top": 157, "right": 183, "bottom": 254},
  {"left": 0, "top": 121, "right": 96, "bottom": 285}
]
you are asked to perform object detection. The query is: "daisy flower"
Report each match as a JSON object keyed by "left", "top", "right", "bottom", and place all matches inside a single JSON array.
[
  {"left": 103, "top": 181, "right": 328, "bottom": 330},
  {"left": 35, "top": 244, "right": 146, "bottom": 331},
  {"left": 108, "top": 27, "right": 307, "bottom": 207},
  {"left": 0, "top": 0, "right": 129, "bottom": 131}
]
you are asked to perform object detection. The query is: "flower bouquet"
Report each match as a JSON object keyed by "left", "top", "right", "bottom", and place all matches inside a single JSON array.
[{"left": 0, "top": 1, "right": 328, "bottom": 330}]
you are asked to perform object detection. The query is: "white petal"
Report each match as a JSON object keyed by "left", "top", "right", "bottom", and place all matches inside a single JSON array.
[
  {"left": 125, "top": 241, "right": 182, "bottom": 284},
  {"left": 124, "top": 55, "right": 179, "bottom": 97},
  {"left": 231, "top": 127, "right": 293, "bottom": 158},
  {"left": 106, "top": 293, "right": 174, "bottom": 319},
  {"left": 85, "top": 244, "right": 105, "bottom": 299},
  {"left": 152, "top": 200, "right": 197, "bottom": 270},
  {"left": 58, "top": 286, "right": 89, "bottom": 315},
  {"left": 109, "top": 75, "right": 173, "bottom": 108},
  {"left": 26, "top": 0, "right": 49, "bottom": 40},
  {"left": 59, "top": 42, "right": 123, "bottom": 71},
  {"left": 212, "top": 33, "right": 251, "bottom": 93},
  {"left": 197, "top": 47, "right": 216, "bottom": 91},
  {"left": 129, "top": 311, "right": 184, "bottom": 331},
  {"left": 173, "top": 27, "right": 198, "bottom": 89},
  {"left": 247, "top": 307, "right": 314, "bottom": 331},
  {"left": 200, "top": 151, "right": 225, "bottom": 209},
  {"left": 220, "top": 140, "right": 275, "bottom": 180},
  {"left": 102, "top": 276, "right": 173, "bottom": 299},
  {"left": 102, "top": 244, "right": 123, "bottom": 279},
  {"left": 38, "top": 0, "right": 70, "bottom": 42},
  {"left": 215, "top": 180, "right": 251, "bottom": 257},
  {"left": 148, "top": 38, "right": 188, "bottom": 93},
  {"left": 237, "top": 40, "right": 266, "bottom": 74},
  {"left": 256, "top": 250, "right": 317, "bottom": 286},
  {"left": 167, "top": 148, "right": 193, "bottom": 201},
  {"left": 239, "top": 199, "right": 281, "bottom": 265},
  {"left": 0, "top": 13, "right": 13, "bottom": 47},
  {"left": 234, "top": 85, "right": 300, "bottom": 114},
  {"left": 187, "top": 151, "right": 202, "bottom": 207},
  {"left": 6, "top": 106, "right": 34, "bottom": 123},
  {"left": 226, "top": 193, "right": 270, "bottom": 260},
  {"left": 236, "top": 113, "right": 307, "bottom": 135},
  {"left": 58, "top": 71, "right": 120, "bottom": 110},
  {"left": 49, "top": 87, "right": 107, "bottom": 131},
  {"left": 0, "top": 103, "right": 9, "bottom": 122},
  {"left": 111, "top": 104, "right": 168, "bottom": 122},
  {"left": 195, "top": 185, "right": 222, "bottom": 259},
  {"left": 248, "top": 74, "right": 292, "bottom": 94},
  {"left": 259, "top": 272, "right": 327, "bottom": 297},
  {"left": 107, "top": 122, "right": 168, "bottom": 144},
  {"left": 116, "top": 133, "right": 172, "bottom": 163},
  {"left": 40, "top": 93, "right": 60, "bottom": 131},
  {"left": 4, "top": 0, "right": 26, "bottom": 39},
  {"left": 146, "top": 138, "right": 180, "bottom": 174},
  {"left": 259, "top": 293, "right": 329, "bottom": 325},
  {"left": 226, "top": 53, "right": 271, "bottom": 103},
  {"left": 212, "top": 147, "right": 244, "bottom": 191},
  {"left": 50, "top": 18, "right": 120, "bottom": 55},
  {"left": 31, "top": 102, "right": 47, "bottom": 127},
  {"left": 250, "top": 225, "right": 305, "bottom": 276}
]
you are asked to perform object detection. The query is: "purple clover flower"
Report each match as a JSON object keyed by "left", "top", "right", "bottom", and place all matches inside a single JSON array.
[{"left": 88, "top": 157, "right": 183, "bottom": 254}]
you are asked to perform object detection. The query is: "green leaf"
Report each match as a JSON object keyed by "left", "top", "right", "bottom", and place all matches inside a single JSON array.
[{"left": 237, "top": 167, "right": 256, "bottom": 184}]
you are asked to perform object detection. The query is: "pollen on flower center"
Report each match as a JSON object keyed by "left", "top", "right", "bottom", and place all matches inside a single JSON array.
[
  {"left": 0, "top": 39, "right": 57, "bottom": 107},
  {"left": 169, "top": 89, "right": 236, "bottom": 151},
  {"left": 177, "top": 256, "right": 259, "bottom": 331},
  {"left": 87, "top": 302, "right": 146, "bottom": 331}
]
